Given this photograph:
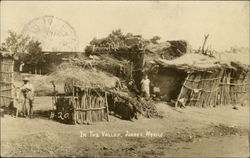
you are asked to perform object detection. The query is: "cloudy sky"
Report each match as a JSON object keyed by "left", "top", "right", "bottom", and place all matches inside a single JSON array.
[{"left": 1, "top": 1, "right": 249, "bottom": 51}]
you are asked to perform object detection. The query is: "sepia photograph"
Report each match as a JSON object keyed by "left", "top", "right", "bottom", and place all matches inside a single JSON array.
[{"left": 0, "top": 1, "right": 249, "bottom": 157}]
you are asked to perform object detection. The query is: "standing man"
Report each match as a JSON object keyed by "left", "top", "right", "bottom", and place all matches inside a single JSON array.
[
  {"left": 141, "top": 74, "right": 150, "bottom": 98},
  {"left": 20, "top": 77, "right": 35, "bottom": 118}
]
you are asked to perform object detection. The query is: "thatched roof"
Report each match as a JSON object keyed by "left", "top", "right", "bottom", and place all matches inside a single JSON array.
[
  {"left": 145, "top": 40, "right": 191, "bottom": 61},
  {"left": 154, "top": 53, "right": 249, "bottom": 72},
  {"left": 56, "top": 62, "right": 120, "bottom": 89},
  {"left": 145, "top": 42, "right": 171, "bottom": 54}
]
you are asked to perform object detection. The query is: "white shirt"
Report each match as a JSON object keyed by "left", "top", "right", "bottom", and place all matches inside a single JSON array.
[
  {"left": 21, "top": 83, "right": 34, "bottom": 93},
  {"left": 141, "top": 78, "right": 150, "bottom": 94},
  {"left": 20, "top": 83, "right": 35, "bottom": 100}
]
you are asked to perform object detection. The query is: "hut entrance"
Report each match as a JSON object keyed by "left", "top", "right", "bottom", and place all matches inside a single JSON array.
[
  {"left": 0, "top": 57, "right": 14, "bottom": 107},
  {"left": 149, "top": 67, "right": 187, "bottom": 102}
]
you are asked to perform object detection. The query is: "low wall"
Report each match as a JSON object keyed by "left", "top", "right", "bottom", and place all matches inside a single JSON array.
[{"left": 0, "top": 58, "right": 14, "bottom": 107}]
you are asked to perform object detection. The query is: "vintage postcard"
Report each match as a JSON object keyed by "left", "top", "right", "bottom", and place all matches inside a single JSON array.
[{"left": 0, "top": 1, "right": 249, "bottom": 157}]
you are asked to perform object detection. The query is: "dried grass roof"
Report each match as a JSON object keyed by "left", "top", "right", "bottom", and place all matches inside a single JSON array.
[
  {"left": 155, "top": 53, "right": 249, "bottom": 72},
  {"left": 145, "top": 42, "right": 171, "bottom": 54},
  {"left": 145, "top": 40, "right": 191, "bottom": 62},
  {"left": 55, "top": 63, "right": 119, "bottom": 88}
]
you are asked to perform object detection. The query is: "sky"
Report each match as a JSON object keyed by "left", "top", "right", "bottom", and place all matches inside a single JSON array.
[{"left": 1, "top": 1, "right": 249, "bottom": 52}]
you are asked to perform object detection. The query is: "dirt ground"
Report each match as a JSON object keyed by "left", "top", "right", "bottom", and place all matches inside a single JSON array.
[{"left": 1, "top": 96, "right": 249, "bottom": 157}]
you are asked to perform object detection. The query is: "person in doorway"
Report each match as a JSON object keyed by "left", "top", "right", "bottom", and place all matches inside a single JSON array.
[
  {"left": 141, "top": 74, "right": 150, "bottom": 98},
  {"left": 152, "top": 82, "right": 161, "bottom": 101},
  {"left": 19, "top": 62, "right": 25, "bottom": 72},
  {"left": 20, "top": 77, "right": 35, "bottom": 118}
]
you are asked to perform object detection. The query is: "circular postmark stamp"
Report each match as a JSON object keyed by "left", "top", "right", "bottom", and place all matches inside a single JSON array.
[{"left": 22, "top": 15, "right": 79, "bottom": 52}]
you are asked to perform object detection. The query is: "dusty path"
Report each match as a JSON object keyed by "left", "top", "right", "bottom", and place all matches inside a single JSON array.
[
  {"left": 1, "top": 96, "right": 249, "bottom": 157},
  {"left": 166, "top": 135, "right": 249, "bottom": 157}
]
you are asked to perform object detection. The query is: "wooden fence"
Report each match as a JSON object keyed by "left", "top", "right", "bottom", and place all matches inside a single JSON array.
[
  {"left": 175, "top": 69, "right": 249, "bottom": 108},
  {"left": 53, "top": 87, "right": 109, "bottom": 124},
  {"left": 74, "top": 87, "right": 109, "bottom": 124},
  {"left": 0, "top": 58, "right": 14, "bottom": 107}
]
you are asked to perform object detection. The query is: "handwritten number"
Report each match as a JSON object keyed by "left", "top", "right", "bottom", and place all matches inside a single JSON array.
[
  {"left": 64, "top": 113, "right": 69, "bottom": 119},
  {"left": 58, "top": 112, "right": 64, "bottom": 120},
  {"left": 50, "top": 112, "right": 55, "bottom": 119}
]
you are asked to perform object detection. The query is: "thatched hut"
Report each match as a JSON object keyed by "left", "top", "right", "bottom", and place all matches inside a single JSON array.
[
  {"left": 0, "top": 51, "right": 15, "bottom": 107},
  {"left": 142, "top": 41, "right": 191, "bottom": 101},
  {"left": 154, "top": 53, "right": 249, "bottom": 107},
  {"left": 49, "top": 62, "right": 121, "bottom": 124},
  {"left": 51, "top": 60, "right": 159, "bottom": 124}
]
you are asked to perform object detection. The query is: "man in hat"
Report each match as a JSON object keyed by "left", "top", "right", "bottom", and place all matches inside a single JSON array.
[{"left": 20, "top": 77, "right": 34, "bottom": 118}]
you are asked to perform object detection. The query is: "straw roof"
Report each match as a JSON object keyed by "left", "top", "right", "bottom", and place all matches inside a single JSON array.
[
  {"left": 55, "top": 62, "right": 119, "bottom": 89},
  {"left": 145, "top": 42, "right": 171, "bottom": 54},
  {"left": 145, "top": 40, "right": 191, "bottom": 63},
  {"left": 154, "top": 53, "right": 219, "bottom": 72},
  {"left": 154, "top": 53, "right": 249, "bottom": 72}
]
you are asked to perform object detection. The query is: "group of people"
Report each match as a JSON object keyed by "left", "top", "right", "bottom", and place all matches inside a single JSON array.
[
  {"left": 13, "top": 77, "right": 35, "bottom": 118},
  {"left": 13, "top": 74, "right": 155, "bottom": 119}
]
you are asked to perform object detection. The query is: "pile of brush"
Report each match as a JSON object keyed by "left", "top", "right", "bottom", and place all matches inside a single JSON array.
[{"left": 107, "top": 90, "right": 161, "bottom": 118}]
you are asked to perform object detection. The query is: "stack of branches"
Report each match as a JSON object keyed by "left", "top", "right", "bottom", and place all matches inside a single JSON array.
[
  {"left": 177, "top": 70, "right": 223, "bottom": 107},
  {"left": 85, "top": 35, "right": 147, "bottom": 57},
  {"left": 92, "top": 55, "right": 130, "bottom": 79},
  {"left": 106, "top": 90, "right": 161, "bottom": 118},
  {"left": 73, "top": 85, "right": 161, "bottom": 119},
  {"left": 87, "top": 38, "right": 147, "bottom": 55}
]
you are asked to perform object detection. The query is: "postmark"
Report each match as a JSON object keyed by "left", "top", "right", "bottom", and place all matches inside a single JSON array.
[{"left": 22, "top": 15, "right": 79, "bottom": 52}]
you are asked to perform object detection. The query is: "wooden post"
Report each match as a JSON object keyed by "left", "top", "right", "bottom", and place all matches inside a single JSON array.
[
  {"left": 72, "top": 81, "right": 76, "bottom": 124},
  {"left": 130, "top": 62, "right": 133, "bottom": 80},
  {"left": 175, "top": 74, "right": 190, "bottom": 108},
  {"left": 202, "top": 34, "right": 209, "bottom": 54},
  {"left": 105, "top": 92, "right": 109, "bottom": 122},
  {"left": 76, "top": 86, "right": 80, "bottom": 124},
  {"left": 87, "top": 89, "right": 92, "bottom": 123},
  {"left": 11, "top": 60, "right": 14, "bottom": 108}
]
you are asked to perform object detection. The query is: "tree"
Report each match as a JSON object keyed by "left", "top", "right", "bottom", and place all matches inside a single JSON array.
[
  {"left": 1, "top": 30, "right": 31, "bottom": 61},
  {"left": 4, "top": 30, "right": 30, "bottom": 54},
  {"left": 25, "top": 40, "right": 45, "bottom": 74},
  {"left": 0, "top": 43, "right": 7, "bottom": 51},
  {"left": 2, "top": 30, "right": 48, "bottom": 74},
  {"left": 150, "top": 36, "right": 161, "bottom": 44}
]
